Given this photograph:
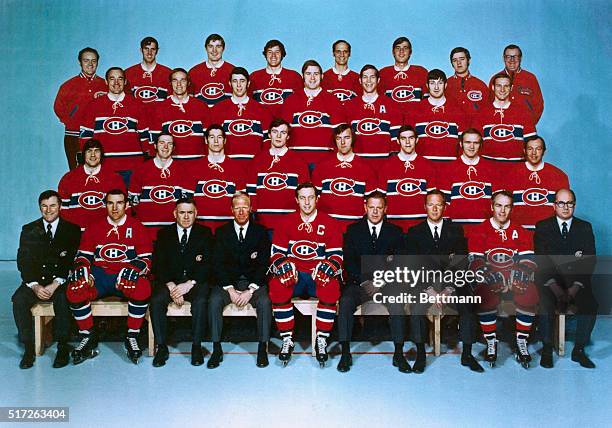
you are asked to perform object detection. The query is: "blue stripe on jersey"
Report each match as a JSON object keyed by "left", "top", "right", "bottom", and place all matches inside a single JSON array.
[
  {"left": 482, "top": 124, "right": 524, "bottom": 141},
  {"left": 512, "top": 190, "right": 555, "bottom": 206},
  {"left": 450, "top": 182, "right": 493, "bottom": 198},
  {"left": 223, "top": 120, "right": 264, "bottom": 137},
  {"left": 139, "top": 186, "right": 188, "bottom": 203},
  {"left": 415, "top": 122, "right": 459, "bottom": 139},
  {"left": 321, "top": 180, "right": 366, "bottom": 196}
]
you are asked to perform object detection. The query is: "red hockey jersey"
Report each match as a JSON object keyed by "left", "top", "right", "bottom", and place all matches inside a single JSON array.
[
  {"left": 489, "top": 68, "right": 544, "bottom": 124},
  {"left": 322, "top": 68, "right": 361, "bottom": 102},
  {"left": 379, "top": 64, "right": 428, "bottom": 112},
  {"left": 54, "top": 73, "right": 107, "bottom": 135},
  {"left": 249, "top": 67, "right": 303, "bottom": 117},
  {"left": 188, "top": 60, "right": 234, "bottom": 107},
  {"left": 125, "top": 63, "right": 172, "bottom": 104},
  {"left": 446, "top": 73, "right": 488, "bottom": 125}
]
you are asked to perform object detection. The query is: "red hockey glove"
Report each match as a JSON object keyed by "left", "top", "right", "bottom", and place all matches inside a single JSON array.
[
  {"left": 312, "top": 258, "right": 341, "bottom": 287},
  {"left": 270, "top": 255, "right": 297, "bottom": 287},
  {"left": 116, "top": 268, "right": 140, "bottom": 297},
  {"left": 67, "top": 265, "right": 94, "bottom": 302}
]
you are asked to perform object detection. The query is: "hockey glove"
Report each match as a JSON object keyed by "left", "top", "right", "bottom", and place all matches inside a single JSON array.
[
  {"left": 116, "top": 268, "right": 140, "bottom": 297},
  {"left": 270, "top": 255, "right": 297, "bottom": 287},
  {"left": 312, "top": 258, "right": 341, "bottom": 287},
  {"left": 67, "top": 265, "right": 94, "bottom": 302}
]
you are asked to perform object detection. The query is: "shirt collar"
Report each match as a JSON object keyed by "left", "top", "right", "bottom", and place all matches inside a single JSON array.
[
  {"left": 107, "top": 92, "right": 125, "bottom": 102},
  {"left": 207, "top": 153, "right": 225, "bottom": 163},
  {"left": 490, "top": 217, "right": 510, "bottom": 230},
  {"left": 362, "top": 93, "right": 379, "bottom": 103},
  {"left": 427, "top": 96, "right": 446, "bottom": 107},
  {"left": 556, "top": 216, "right": 573, "bottom": 231},
  {"left": 170, "top": 94, "right": 190, "bottom": 104},
  {"left": 177, "top": 224, "right": 192, "bottom": 239},
  {"left": 79, "top": 72, "right": 98, "bottom": 81},
  {"left": 140, "top": 62, "right": 157, "bottom": 72},
  {"left": 269, "top": 146, "right": 288, "bottom": 156},
  {"left": 207, "top": 59, "right": 225, "bottom": 69},
  {"left": 234, "top": 220, "right": 249, "bottom": 236},
  {"left": 427, "top": 218, "right": 443, "bottom": 236},
  {"left": 83, "top": 164, "right": 102, "bottom": 175},
  {"left": 43, "top": 218, "right": 60, "bottom": 235},
  {"left": 231, "top": 95, "right": 250, "bottom": 105},
  {"left": 398, "top": 151, "right": 417, "bottom": 162},
  {"left": 367, "top": 219, "right": 383, "bottom": 235},
  {"left": 461, "top": 154, "right": 480, "bottom": 165},
  {"left": 336, "top": 152, "right": 355, "bottom": 162},
  {"left": 525, "top": 161, "right": 544, "bottom": 172},
  {"left": 107, "top": 215, "right": 127, "bottom": 226},
  {"left": 266, "top": 65, "right": 283, "bottom": 75},
  {"left": 394, "top": 63, "right": 410, "bottom": 72},
  {"left": 332, "top": 66, "right": 351, "bottom": 76}
]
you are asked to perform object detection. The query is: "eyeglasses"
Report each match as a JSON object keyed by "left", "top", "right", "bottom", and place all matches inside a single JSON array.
[
  {"left": 504, "top": 55, "right": 521, "bottom": 61},
  {"left": 555, "top": 201, "right": 575, "bottom": 208}
]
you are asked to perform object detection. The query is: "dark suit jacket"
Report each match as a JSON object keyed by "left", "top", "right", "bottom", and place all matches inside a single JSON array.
[
  {"left": 211, "top": 221, "right": 270, "bottom": 288},
  {"left": 343, "top": 218, "right": 406, "bottom": 287},
  {"left": 534, "top": 216, "right": 596, "bottom": 287},
  {"left": 17, "top": 217, "right": 81, "bottom": 285},
  {"left": 153, "top": 223, "right": 214, "bottom": 286}
]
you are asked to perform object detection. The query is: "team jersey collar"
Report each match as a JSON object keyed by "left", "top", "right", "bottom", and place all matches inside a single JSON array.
[
  {"left": 266, "top": 65, "right": 283, "bottom": 75},
  {"left": 304, "top": 87, "right": 322, "bottom": 98},
  {"left": 154, "top": 157, "right": 173, "bottom": 169},
  {"left": 140, "top": 62, "right": 157, "bottom": 73},
  {"left": 83, "top": 164, "right": 101, "bottom": 175},
  {"left": 490, "top": 217, "right": 510, "bottom": 230},
  {"left": 427, "top": 96, "right": 446, "bottom": 107},
  {"left": 453, "top": 72, "right": 471, "bottom": 80},
  {"left": 79, "top": 72, "right": 98, "bottom": 81},
  {"left": 300, "top": 209, "right": 318, "bottom": 224},
  {"left": 362, "top": 93, "right": 379, "bottom": 104},
  {"left": 207, "top": 59, "right": 225, "bottom": 69},
  {"left": 525, "top": 161, "right": 544, "bottom": 172},
  {"left": 393, "top": 63, "right": 410, "bottom": 72},
  {"left": 207, "top": 153, "right": 225, "bottom": 163},
  {"left": 332, "top": 66, "right": 351, "bottom": 76},
  {"left": 461, "top": 154, "right": 480, "bottom": 165},
  {"left": 107, "top": 214, "right": 127, "bottom": 227},
  {"left": 170, "top": 94, "right": 190, "bottom": 104},
  {"left": 398, "top": 151, "right": 417, "bottom": 162},
  {"left": 107, "top": 92, "right": 125, "bottom": 102},
  {"left": 231, "top": 95, "right": 250, "bottom": 105},
  {"left": 269, "top": 146, "right": 288, "bottom": 156},
  {"left": 493, "top": 99, "right": 510, "bottom": 109},
  {"left": 504, "top": 67, "right": 522, "bottom": 75},
  {"left": 336, "top": 152, "right": 355, "bottom": 162}
]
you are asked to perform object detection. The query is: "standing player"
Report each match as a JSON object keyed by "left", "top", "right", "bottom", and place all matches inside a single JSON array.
[
  {"left": 311, "top": 124, "right": 377, "bottom": 229},
  {"left": 54, "top": 47, "right": 107, "bottom": 169},
  {"left": 446, "top": 47, "right": 488, "bottom": 123},
  {"left": 148, "top": 68, "right": 209, "bottom": 160},
  {"left": 378, "top": 125, "right": 437, "bottom": 231},
  {"left": 468, "top": 190, "right": 538, "bottom": 369},
  {"left": 321, "top": 40, "right": 361, "bottom": 102},
  {"left": 405, "top": 69, "right": 467, "bottom": 161},
  {"left": 269, "top": 183, "right": 343, "bottom": 367},
  {"left": 507, "top": 136, "right": 569, "bottom": 229},
  {"left": 250, "top": 40, "right": 303, "bottom": 118},
  {"left": 489, "top": 44, "right": 544, "bottom": 124},
  {"left": 78, "top": 67, "right": 148, "bottom": 184},
  {"left": 379, "top": 37, "right": 428, "bottom": 112},
  {"left": 475, "top": 72, "right": 537, "bottom": 162},
  {"left": 190, "top": 125, "right": 246, "bottom": 232},
  {"left": 58, "top": 139, "right": 126, "bottom": 230},
  {"left": 129, "top": 134, "right": 193, "bottom": 232},
  {"left": 280, "top": 60, "right": 345, "bottom": 166},
  {"left": 247, "top": 119, "right": 309, "bottom": 230},
  {"left": 125, "top": 37, "right": 172, "bottom": 105},
  {"left": 344, "top": 65, "right": 403, "bottom": 166},
  {"left": 66, "top": 189, "right": 152, "bottom": 365},
  {"left": 209, "top": 67, "right": 273, "bottom": 161},
  {"left": 189, "top": 34, "right": 234, "bottom": 107}
]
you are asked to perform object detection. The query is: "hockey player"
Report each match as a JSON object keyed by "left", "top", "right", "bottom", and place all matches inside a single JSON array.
[
  {"left": 66, "top": 189, "right": 152, "bottom": 364},
  {"left": 468, "top": 190, "right": 539, "bottom": 368},
  {"left": 209, "top": 67, "right": 273, "bottom": 161},
  {"left": 247, "top": 118, "right": 309, "bottom": 230},
  {"left": 378, "top": 125, "right": 437, "bottom": 231},
  {"left": 188, "top": 34, "right": 234, "bottom": 107},
  {"left": 54, "top": 47, "right": 107, "bottom": 169},
  {"left": 379, "top": 37, "right": 428, "bottom": 113},
  {"left": 249, "top": 40, "right": 303, "bottom": 118},
  {"left": 508, "top": 135, "right": 570, "bottom": 229},
  {"left": 148, "top": 68, "right": 208, "bottom": 160},
  {"left": 311, "top": 124, "right": 377, "bottom": 229},
  {"left": 446, "top": 47, "right": 488, "bottom": 123},
  {"left": 129, "top": 134, "right": 193, "bottom": 232},
  {"left": 405, "top": 69, "right": 467, "bottom": 161},
  {"left": 489, "top": 44, "right": 544, "bottom": 124},
  {"left": 58, "top": 139, "right": 125, "bottom": 230},
  {"left": 280, "top": 60, "right": 346, "bottom": 166},
  {"left": 269, "top": 182, "right": 343, "bottom": 367},
  {"left": 125, "top": 36, "right": 172, "bottom": 105},
  {"left": 189, "top": 124, "right": 246, "bottom": 232},
  {"left": 475, "top": 72, "right": 537, "bottom": 162},
  {"left": 321, "top": 40, "right": 361, "bottom": 102},
  {"left": 78, "top": 67, "right": 148, "bottom": 185},
  {"left": 344, "top": 64, "right": 403, "bottom": 166}
]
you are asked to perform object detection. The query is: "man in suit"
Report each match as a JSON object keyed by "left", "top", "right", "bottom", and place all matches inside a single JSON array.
[
  {"left": 209, "top": 192, "right": 272, "bottom": 368},
  {"left": 406, "top": 189, "right": 483, "bottom": 372},
  {"left": 150, "top": 198, "right": 213, "bottom": 367},
  {"left": 535, "top": 188, "right": 597, "bottom": 368},
  {"left": 337, "top": 191, "right": 409, "bottom": 373},
  {"left": 13, "top": 190, "right": 81, "bottom": 368}
]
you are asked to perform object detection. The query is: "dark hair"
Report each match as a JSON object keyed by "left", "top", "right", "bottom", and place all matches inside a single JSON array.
[
  {"left": 523, "top": 135, "right": 547, "bottom": 152},
  {"left": 169, "top": 67, "right": 189, "bottom": 82},
  {"left": 503, "top": 44, "right": 523, "bottom": 57},
  {"left": 205, "top": 33, "right": 225, "bottom": 48},
  {"left": 460, "top": 128, "right": 483, "bottom": 145},
  {"left": 229, "top": 66, "right": 250, "bottom": 83},
  {"left": 492, "top": 190, "right": 514, "bottom": 205},
  {"left": 426, "top": 189, "right": 446, "bottom": 201},
  {"left": 359, "top": 64, "right": 379, "bottom": 79},
  {"left": 398, "top": 124, "right": 417, "bottom": 136},
  {"left": 263, "top": 39, "right": 286, "bottom": 59},
  {"left": 295, "top": 182, "right": 318, "bottom": 198},
  {"left": 155, "top": 133, "right": 174, "bottom": 146},
  {"left": 82, "top": 139, "right": 104, "bottom": 158},
  {"left": 365, "top": 190, "right": 387, "bottom": 205},
  {"left": 450, "top": 47, "right": 471, "bottom": 63},
  {"left": 205, "top": 124, "right": 226, "bottom": 139},
  {"left": 104, "top": 188, "right": 127, "bottom": 203},
  {"left": 140, "top": 36, "right": 159, "bottom": 49},
  {"left": 269, "top": 118, "right": 291, "bottom": 136},
  {"left": 491, "top": 72, "right": 512, "bottom": 86},
  {"left": 39, "top": 190, "right": 61, "bottom": 205},
  {"left": 105, "top": 67, "right": 125, "bottom": 80},
  {"left": 78, "top": 47, "right": 99, "bottom": 62},
  {"left": 332, "top": 123, "right": 354, "bottom": 147},
  {"left": 392, "top": 36, "right": 412, "bottom": 51},
  {"left": 301, "top": 59, "right": 322, "bottom": 75},
  {"left": 555, "top": 188, "right": 576, "bottom": 204},
  {"left": 332, "top": 39, "right": 351, "bottom": 53},
  {"left": 427, "top": 69, "right": 447, "bottom": 83},
  {"left": 175, "top": 197, "right": 197, "bottom": 207}
]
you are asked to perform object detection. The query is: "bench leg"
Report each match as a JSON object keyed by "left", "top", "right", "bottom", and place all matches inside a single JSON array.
[
  {"left": 34, "top": 315, "right": 44, "bottom": 356},
  {"left": 147, "top": 311, "right": 154, "bottom": 357},
  {"left": 434, "top": 315, "right": 441, "bottom": 357},
  {"left": 311, "top": 312, "right": 317, "bottom": 357},
  {"left": 556, "top": 314, "right": 565, "bottom": 356}
]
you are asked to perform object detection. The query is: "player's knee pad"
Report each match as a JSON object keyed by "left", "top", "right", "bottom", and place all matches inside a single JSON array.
[
  {"left": 473, "top": 284, "right": 500, "bottom": 311},
  {"left": 513, "top": 283, "right": 539, "bottom": 307},
  {"left": 316, "top": 278, "right": 340, "bottom": 302},
  {"left": 268, "top": 277, "right": 294, "bottom": 302}
]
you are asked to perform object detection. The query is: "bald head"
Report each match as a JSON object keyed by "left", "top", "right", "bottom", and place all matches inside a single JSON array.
[{"left": 554, "top": 188, "right": 576, "bottom": 221}]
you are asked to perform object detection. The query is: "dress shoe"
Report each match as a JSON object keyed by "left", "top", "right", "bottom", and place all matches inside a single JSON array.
[
  {"left": 256, "top": 343, "right": 269, "bottom": 368},
  {"left": 392, "top": 352, "right": 411, "bottom": 373},
  {"left": 52, "top": 343, "right": 72, "bottom": 368},
  {"left": 540, "top": 344, "right": 554, "bottom": 369},
  {"left": 461, "top": 353, "right": 484, "bottom": 373},
  {"left": 337, "top": 353, "right": 353, "bottom": 373},
  {"left": 207, "top": 348, "right": 223, "bottom": 369},
  {"left": 412, "top": 344, "right": 426, "bottom": 374},
  {"left": 153, "top": 345, "right": 169, "bottom": 367},
  {"left": 19, "top": 345, "right": 35, "bottom": 369},
  {"left": 571, "top": 347, "right": 595, "bottom": 368},
  {"left": 191, "top": 345, "right": 204, "bottom": 366}
]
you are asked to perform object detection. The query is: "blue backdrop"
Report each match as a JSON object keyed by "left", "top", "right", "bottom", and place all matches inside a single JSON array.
[{"left": 0, "top": 0, "right": 610, "bottom": 259}]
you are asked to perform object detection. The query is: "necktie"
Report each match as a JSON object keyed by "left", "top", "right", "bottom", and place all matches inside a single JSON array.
[
  {"left": 46, "top": 223, "right": 53, "bottom": 243},
  {"left": 239, "top": 227, "right": 245, "bottom": 243},
  {"left": 180, "top": 228, "right": 188, "bottom": 253},
  {"left": 371, "top": 226, "right": 377, "bottom": 249},
  {"left": 561, "top": 222, "right": 568, "bottom": 240},
  {"left": 433, "top": 225, "right": 440, "bottom": 246}
]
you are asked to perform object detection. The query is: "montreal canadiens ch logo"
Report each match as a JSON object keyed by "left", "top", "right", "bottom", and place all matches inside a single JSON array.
[
  {"left": 396, "top": 178, "right": 422, "bottom": 196},
  {"left": 99, "top": 243, "right": 128, "bottom": 262},
  {"left": 150, "top": 185, "right": 176, "bottom": 203},
  {"left": 260, "top": 88, "right": 283, "bottom": 104},
  {"left": 425, "top": 121, "right": 450, "bottom": 138},
  {"left": 228, "top": 119, "right": 254, "bottom": 136},
  {"left": 467, "top": 90, "right": 482, "bottom": 101},
  {"left": 200, "top": 83, "right": 224, "bottom": 100},
  {"left": 203, "top": 180, "right": 228, "bottom": 198},
  {"left": 169, "top": 120, "right": 194, "bottom": 137},
  {"left": 103, "top": 117, "right": 128, "bottom": 134},
  {"left": 522, "top": 188, "right": 549, "bottom": 206},
  {"left": 490, "top": 124, "right": 515, "bottom": 142},
  {"left": 263, "top": 173, "right": 288, "bottom": 190},
  {"left": 135, "top": 86, "right": 159, "bottom": 102},
  {"left": 331, "top": 89, "right": 353, "bottom": 102},
  {"left": 330, "top": 178, "right": 355, "bottom": 196},
  {"left": 78, "top": 191, "right": 104, "bottom": 210},
  {"left": 298, "top": 111, "right": 323, "bottom": 128},
  {"left": 357, "top": 118, "right": 381, "bottom": 135},
  {"left": 391, "top": 85, "right": 415, "bottom": 102},
  {"left": 291, "top": 240, "right": 318, "bottom": 260},
  {"left": 487, "top": 247, "right": 515, "bottom": 269},
  {"left": 459, "top": 182, "right": 485, "bottom": 199}
]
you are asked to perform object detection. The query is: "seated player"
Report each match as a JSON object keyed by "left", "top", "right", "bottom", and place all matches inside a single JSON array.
[
  {"left": 269, "top": 183, "right": 343, "bottom": 367},
  {"left": 58, "top": 139, "right": 125, "bottom": 231},
  {"left": 446, "top": 47, "right": 488, "bottom": 123},
  {"left": 321, "top": 40, "right": 360, "bottom": 102},
  {"left": 468, "top": 190, "right": 538, "bottom": 369},
  {"left": 188, "top": 33, "right": 234, "bottom": 107},
  {"left": 66, "top": 189, "right": 152, "bottom": 364},
  {"left": 247, "top": 118, "right": 309, "bottom": 230},
  {"left": 125, "top": 36, "right": 172, "bottom": 105}
]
